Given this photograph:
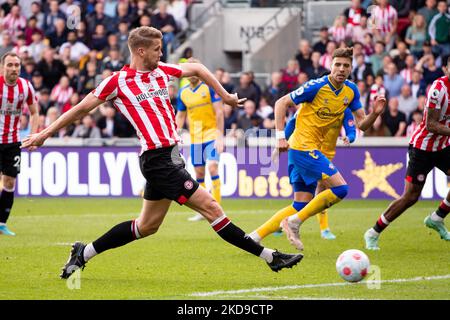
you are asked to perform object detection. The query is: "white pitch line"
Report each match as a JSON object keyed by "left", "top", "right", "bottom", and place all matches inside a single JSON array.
[{"left": 189, "top": 274, "right": 450, "bottom": 297}]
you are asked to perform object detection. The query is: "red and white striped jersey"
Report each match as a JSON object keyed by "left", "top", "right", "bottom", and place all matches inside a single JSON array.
[
  {"left": 370, "top": 5, "right": 397, "bottom": 37},
  {"left": 400, "top": 68, "right": 413, "bottom": 84},
  {"left": 2, "top": 14, "right": 27, "bottom": 41},
  {"left": 50, "top": 85, "right": 74, "bottom": 107},
  {"left": 0, "top": 76, "right": 37, "bottom": 144},
  {"left": 93, "top": 63, "right": 183, "bottom": 154},
  {"left": 319, "top": 53, "right": 332, "bottom": 70},
  {"left": 410, "top": 76, "right": 450, "bottom": 152},
  {"left": 329, "top": 26, "right": 347, "bottom": 44}
]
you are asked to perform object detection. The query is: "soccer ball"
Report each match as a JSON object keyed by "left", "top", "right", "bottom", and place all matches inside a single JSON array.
[{"left": 336, "top": 249, "right": 370, "bottom": 282}]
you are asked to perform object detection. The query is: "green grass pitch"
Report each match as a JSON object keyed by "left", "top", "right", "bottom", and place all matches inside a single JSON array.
[{"left": 1, "top": 198, "right": 449, "bottom": 300}]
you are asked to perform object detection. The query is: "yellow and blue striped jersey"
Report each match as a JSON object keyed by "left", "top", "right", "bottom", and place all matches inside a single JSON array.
[
  {"left": 288, "top": 75, "right": 362, "bottom": 152},
  {"left": 177, "top": 82, "right": 222, "bottom": 143}
]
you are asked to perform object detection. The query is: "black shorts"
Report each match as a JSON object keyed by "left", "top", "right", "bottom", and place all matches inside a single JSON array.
[
  {"left": 139, "top": 144, "right": 199, "bottom": 205},
  {"left": 0, "top": 142, "right": 21, "bottom": 178},
  {"left": 406, "top": 145, "right": 450, "bottom": 185}
]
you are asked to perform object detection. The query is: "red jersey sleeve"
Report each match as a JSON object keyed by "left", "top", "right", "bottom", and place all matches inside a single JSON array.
[
  {"left": 26, "top": 80, "right": 37, "bottom": 105},
  {"left": 426, "top": 80, "right": 446, "bottom": 110},
  {"left": 158, "top": 62, "right": 183, "bottom": 78},
  {"left": 93, "top": 73, "right": 119, "bottom": 101}
]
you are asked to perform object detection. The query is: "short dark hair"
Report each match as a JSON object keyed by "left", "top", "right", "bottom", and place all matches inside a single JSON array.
[
  {"left": 332, "top": 47, "right": 353, "bottom": 61},
  {"left": 1, "top": 52, "right": 20, "bottom": 65}
]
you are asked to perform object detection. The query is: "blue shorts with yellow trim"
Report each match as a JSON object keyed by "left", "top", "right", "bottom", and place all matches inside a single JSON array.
[
  {"left": 190, "top": 140, "right": 220, "bottom": 167},
  {"left": 288, "top": 149, "right": 338, "bottom": 187}
]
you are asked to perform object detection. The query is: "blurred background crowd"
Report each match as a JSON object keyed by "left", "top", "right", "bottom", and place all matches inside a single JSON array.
[{"left": 2, "top": 0, "right": 449, "bottom": 141}]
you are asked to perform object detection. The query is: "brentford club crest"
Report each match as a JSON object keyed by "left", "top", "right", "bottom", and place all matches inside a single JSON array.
[{"left": 184, "top": 180, "right": 194, "bottom": 190}]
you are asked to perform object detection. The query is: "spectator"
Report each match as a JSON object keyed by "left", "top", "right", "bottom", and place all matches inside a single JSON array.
[
  {"left": 422, "top": 40, "right": 442, "bottom": 67},
  {"left": 19, "top": 114, "right": 30, "bottom": 140},
  {"left": 352, "top": 53, "right": 374, "bottom": 82},
  {"left": 116, "top": 21, "right": 130, "bottom": 63},
  {"left": 112, "top": 2, "right": 132, "bottom": 29},
  {"left": 362, "top": 33, "right": 375, "bottom": 57},
  {"left": 224, "top": 103, "right": 238, "bottom": 137},
  {"left": 428, "top": 0, "right": 450, "bottom": 58},
  {"left": 312, "top": 26, "right": 329, "bottom": 54},
  {"left": 296, "top": 72, "right": 309, "bottom": 87},
  {"left": 24, "top": 16, "right": 43, "bottom": 45},
  {"left": 31, "top": 71, "right": 45, "bottom": 92},
  {"left": 72, "top": 114, "right": 102, "bottom": 139},
  {"left": 101, "top": 47, "right": 125, "bottom": 72},
  {"left": 46, "top": 18, "right": 68, "bottom": 49},
  {"left": 397, "top": 84, "right": 418, "bottom": 120},
  {"left": 409, "top": 70, "right": 427, "bottom": 97},
  {"left": 391, "top": 0, "right": 411, "bottom": 37},
  {"left": 44, "top": 106, "right": 62, "bottom": 137},
  {"left": 75, "top": 20, "right": 90, "bottom": 48},
  {"left": 371, "top": 0, "right": 398, "bottom": 50},
  {"left": 352, "top": 16, "right": 371, "bottom": 44},
  {"left": 237, "top": 100, "right": 259, "bottom": 132},
  {"left": 319, "top": 41, "right": 337, "bottom": 71},
  {"left": 37, "top": 88, "right": 51, "bottom": 115},
  {"left": 364, "top": 115, "right": 391, "bottom": 136},
  {"left": 62, "top": 92, "right": 80, "bottom": 114},
  {"left": 65, "top": 63, "right": 80, "bottom": 90},
  {"left": 131, "top": 0, "right": 152, "bottom": 27},
  {"left": 97, "top": 105, "right": 123, "bottom": 138},
  {"left": 20, "top": 58, "right": 36, "bottom": 81},
  {"left": 236, "top": 72, "right": 259, "bottom": 107},
  {"left": 280, "top": 59, "right": 300, "bottom": 92},
  {"left": 392, "top": 41, "right": 409, "bottom": 71},
  {"left": 168, "top": 0, "right": 188, "bottom": 32},
  {"left": 383, "top": 63, "right": 404, "bottom": 98},
  {"left": 416, "top": 53, "right": 444, "bottom": 86},
  {"left": 263, "top": 71, "right": 287, "bottom": 106},
  {"left": 248, "top": 71, "right": 262, "bottom": 107},
  {"left": 91, "top": 24, "right": 109, "bottom": 52},
  {"left": 42, "top": 0, "right": 66, "bottom": 35},
  {"left": 30, "top": 2, "right": 44, "bottom": 28},
  {"left": 36, "top": 48, "right": 66, "bottom": 89},
  {"left": 103, "top": 0, "right": 118, "bottom": 18},
  {"left": 59, "top": 31, "right": 90, "bottom": 63},
  {"left": 79, "top": 61, "right": 98, "bottom": 95},
  {"left": 50, "top": 76, "right": 74, "bottom": 109},
  {"left": 369, "top": 73, "right": 386, "bottom": 111},
  {"left": 0, "top": 32, "right": 14, "bottom": 58},
  {"left": 383, "top": 97, "right": 407, "bottom": 136},
  {"left": 357, "top": 80, "right": 370, "bottom": 111},
  {"left": 329, "top": 15, "right": 348, "bottom": 44},
  {"left": 406, "top": 109, "right": 423, "bottom": 136},
  {"left": 295, "top": 39, "right": 312, "bottom": 70},
  {"left": 86, "top": 2, "right": 113, "bottom": 35},
  {"left": 405, "top": 14, "right": 427, "bottom": 59},
  {"left": 221, "top": 71, "right": 235, "bottom": 93},
  {"left": 27, "top": 31, "right": 46, "bottom": 63},
  {"left": 256, "top": 95, "right": 273, "bottom": 119},
  {"left": 304, "top": 51, "right": 328, "bottom": 80},
  {"left": 3, "top": 5, "right": 27, "bottom": 42},
  {"left": 152, "top": 0, "right": 178, "bottom": 62},
  {"left": 59, "top": 0, "right": 82, "bottom": 18},
  {"left": 138, "top": 14, "right": 152, "bottom": 27},
  {"left": 400, "top": 54, "right": 415, "bottom": 83},
  {"left": 417, "top": 0, "right": 438, "bottom": 26},
  {"left": 369, "top": 41, "right": 387, "bottom": 75},
  {"left": 343, "top": 0, "right": 367, "bottom": 29}
]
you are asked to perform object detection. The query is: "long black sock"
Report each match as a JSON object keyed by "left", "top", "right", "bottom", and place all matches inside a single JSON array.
[
  {"left": 0, "top": 189, "right": 14, "bottom": 224},
  {"left": 92, "top": 220, "right": 140, "bottom": 254},
  {"left": 212, "top": 216, "right": 264, "bottom": 256}
]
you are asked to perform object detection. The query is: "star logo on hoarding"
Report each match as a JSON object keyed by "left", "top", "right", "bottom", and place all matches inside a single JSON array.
[{"left": 352, "top": 151, "right": 403, "bottom": 199}]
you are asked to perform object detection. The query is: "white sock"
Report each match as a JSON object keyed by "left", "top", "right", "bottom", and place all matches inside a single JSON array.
[
  {"left": 368, "top": 228, "right": 380, "bottom": 237},
  {"left": 248, "top": 231, "right": 262, "bottom": 243},
  {"left": 260, "top": 248, "right": 275, "bottom": 263},
  {"left": 287, "top": 215, "right": 302, "bottom": 225},
  {"left": 431, "top": 211, "right": 444, "bottom": 222},
  {"left": 83, "top": 243, "right": 98, "bottom": 262},
  {"left": 0, "top": 222, "right": 5, "bottom": 226}
]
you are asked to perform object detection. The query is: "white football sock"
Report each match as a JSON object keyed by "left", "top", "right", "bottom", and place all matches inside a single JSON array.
[
  {"left": 248, "top": 231, "right": 262, "bottom": 243},
  {"left": 431, "top": 211, "right": 444, "bottom": 222},
  {"left": 287, "top": 215, "right": 302, "bottom": 225},
  {"left": 260, "top": 248, "right": 275, "bottom": 263},
  {"left": 368, "top": 228, "right": 380, "bottom": 237},
  {"left": 83, "top": 243, "right": 98, "bottom": 262}
]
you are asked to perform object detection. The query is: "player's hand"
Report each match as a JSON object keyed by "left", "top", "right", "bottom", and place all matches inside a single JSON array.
[
  {"left": 21, "top": 132, "right": 48, "bottom": 151},
  {"left": 373, "top": 95, "right": 387, "bottom": 115},
  {"left": 276, "top": 138, "right": 289, "bottom": 153},
  {"left": 224, "top": 93, "right": 246, "bottom": 108},
  {"left": 341, "top": 136, "right": 351, "bottom": 146},
  {"left": 214, "top": 135, "right": 224, "bottom": 154}
]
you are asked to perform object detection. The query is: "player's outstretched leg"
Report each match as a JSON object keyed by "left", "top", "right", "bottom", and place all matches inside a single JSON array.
[
  {"left": 364, "top": 181, "right": 422, "bottom": 250},
  {"left": 0, "top": 177, "right": 16, "bottom": 236},
  {"left": 60, "top": 199, "right": 171, "bottom": 279},
  {"left": 424, "top": 193, "right": 450, "bottom": 241},
  {"left": 282, "top": 181, "right": 348, "bottom": 251},
  {"left": 186, "top": 187, "right": 303, "bottom": 272},
  {"left": 317, "top": 210, "right": 336, "bottom": 240}
]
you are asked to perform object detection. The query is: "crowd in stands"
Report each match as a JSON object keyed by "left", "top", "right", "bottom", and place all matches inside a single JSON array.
[{"left": 2, "top": 0, "right": 449, "bottom": 141}]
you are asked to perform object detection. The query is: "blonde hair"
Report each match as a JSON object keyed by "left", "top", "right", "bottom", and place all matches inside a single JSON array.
[{"left": 128, "top": 26, "right": 163, "bottom": 52}]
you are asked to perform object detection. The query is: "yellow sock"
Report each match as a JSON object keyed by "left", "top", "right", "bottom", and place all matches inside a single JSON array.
[
  {"left": 211, "top": 176, "right": 221, "bottom": 204},
  {"left": 256, "top": 205, "right": 298, "bottom": 239},
  {"left": 297, "top": 189, "right": 341, "bottom": 222},
  {"left": 317, "top": 209, "right": 329, "bottom": 231},
  {"left": 198, "top": 181, "right": 206, "bottom": 189}
]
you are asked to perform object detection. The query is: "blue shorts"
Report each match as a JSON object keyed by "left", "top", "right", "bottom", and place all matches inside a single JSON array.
[
  {"left": 288, "top": 149, "right": 339, "bottom": 191},
  {"left": 190, "top": 140, "right": 220, "bottom": 167}
]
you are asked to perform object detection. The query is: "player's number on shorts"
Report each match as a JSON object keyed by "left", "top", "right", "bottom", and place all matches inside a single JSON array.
[{"left": 13, "top": 156, "right": 20, "bottom": 169}]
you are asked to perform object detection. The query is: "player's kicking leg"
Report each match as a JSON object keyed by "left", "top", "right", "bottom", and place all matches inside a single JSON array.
[
  {"left": 281, "top": 172, "right": 348, "bottom": 251},
  {"left": 424, "top": 190, "right": 450, "bottom": 241},
  {"left": 186, "top": 187, "right": 304, "bottom": 272},
  {"left": 60, "top": 198, "right": 171, "bottom": 279}
]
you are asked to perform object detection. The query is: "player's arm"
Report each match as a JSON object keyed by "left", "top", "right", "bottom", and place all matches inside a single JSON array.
[
  {"left": 342, "top": 108, "right": 356, "bottom": 144},
  {"left": 175, "top": 93, "right": 187, "bottom": 132},
  {"left": 284, "top": 112, "right": 297, "bottom": 140},
  {"left": 352, "top": 94, "right": 386, "bottom": 131},
  {"left": 426, "top": 109, "right": 450, "bottom": 136},
  {"left": 274, "top": 94, "right": 296, "bottom": 152},
  {"left": 179, "top": 63, "right": 246, "bottom": 108},
  {"left": 22, "top": 93, "right": 103, "bottom": 149},
  {"left": 28, "top": 103, "right": 39, "bottom": 135}
]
